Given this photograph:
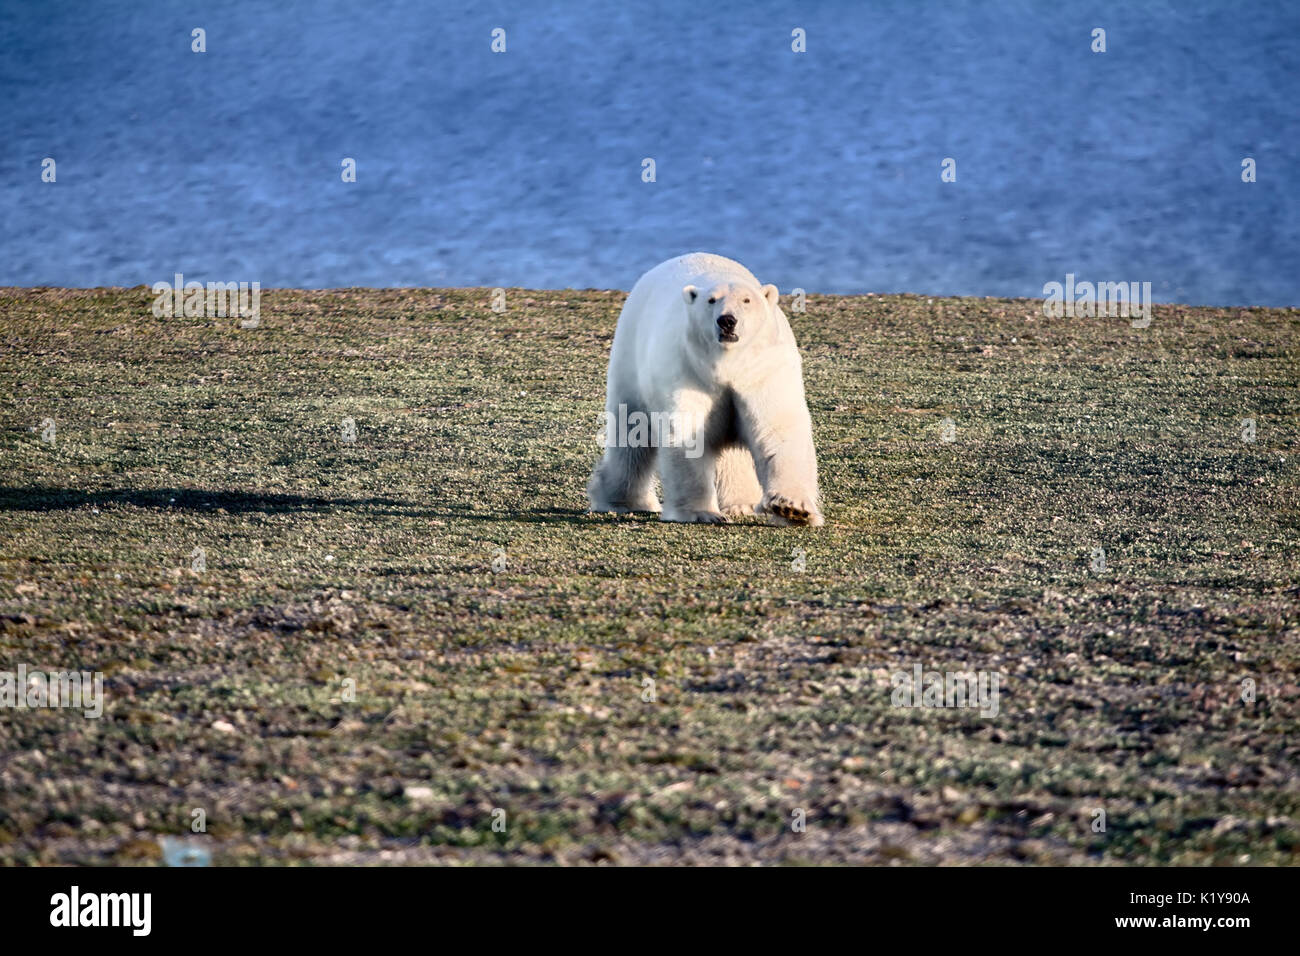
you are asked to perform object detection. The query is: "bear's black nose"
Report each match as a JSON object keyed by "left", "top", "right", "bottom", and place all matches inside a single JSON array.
[{"left": 717, "top": 314, "right": 737, "bottom": 333}]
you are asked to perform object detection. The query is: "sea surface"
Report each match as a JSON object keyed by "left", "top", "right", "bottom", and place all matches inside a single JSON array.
[{"left": 2, "top": 0, "right": 1297, "bottom": 305}]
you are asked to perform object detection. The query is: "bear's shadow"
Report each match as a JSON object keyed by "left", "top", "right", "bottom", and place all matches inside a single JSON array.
[{"left": 0, "top": 487, "right": 615, "bottom": 525}]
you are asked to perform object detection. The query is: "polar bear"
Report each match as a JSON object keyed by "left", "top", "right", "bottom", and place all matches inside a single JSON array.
[{"left": 587, "top": 253, "right": 822, "bottom": 525}]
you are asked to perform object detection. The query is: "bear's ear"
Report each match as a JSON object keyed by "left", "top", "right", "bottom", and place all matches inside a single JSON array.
[
  {"left": 682, "top": 285, "right": 698, "bottom": 305},
  {"left": 761, "top": 283, "right": 779, "bottom": 306}
]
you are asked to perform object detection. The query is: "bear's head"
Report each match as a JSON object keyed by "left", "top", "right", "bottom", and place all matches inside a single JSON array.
[{"left": 681, "top": 279, "right": 780, "bottom": 349}]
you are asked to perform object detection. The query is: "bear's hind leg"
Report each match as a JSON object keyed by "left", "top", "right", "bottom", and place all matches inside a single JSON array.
[
  {"left": 588, "top": 443, "right": 660, "bottom": 513},
  {"left": 658, "top": 446, "right": 725, "bottom": 524},
  {"left": 714, "top": 445, "right": 762, "bottom": 518}
]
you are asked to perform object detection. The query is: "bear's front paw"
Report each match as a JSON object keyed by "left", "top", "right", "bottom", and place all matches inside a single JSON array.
[
  {"left": 721, "top": 503, "right": 757, "bottom": 518},
  {"left": 661, "top": 508, "right": 727, "bottom": 525},
  {"left": 759, "top": 493, "right": 824, "bottom": 527}
]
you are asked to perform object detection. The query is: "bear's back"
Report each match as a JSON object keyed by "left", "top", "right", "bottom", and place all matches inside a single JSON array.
[{"left": 639, "top": 252, "right": 760, "bottom": 291}]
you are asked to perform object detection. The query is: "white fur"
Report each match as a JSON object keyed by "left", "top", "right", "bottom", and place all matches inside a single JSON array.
[{"left": 588, "top": 253, "right": 823, "bottom": 526}]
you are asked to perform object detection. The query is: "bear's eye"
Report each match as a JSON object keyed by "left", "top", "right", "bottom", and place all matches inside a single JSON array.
[
  {"left": 743, "top": 297, "right": 751, "bottom": 304},
  {"left": 707, "top": 297, "right": 716, "bottom": 304}
]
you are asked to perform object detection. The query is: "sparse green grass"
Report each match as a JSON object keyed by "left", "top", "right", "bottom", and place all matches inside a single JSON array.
[{"left": 0, "top": 286, "right": 1297, "bottom": 865}]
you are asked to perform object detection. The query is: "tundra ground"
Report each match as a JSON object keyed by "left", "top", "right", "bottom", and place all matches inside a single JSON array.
[{"left": 0, "top": 286, "right": 1296, "bottom": 865}]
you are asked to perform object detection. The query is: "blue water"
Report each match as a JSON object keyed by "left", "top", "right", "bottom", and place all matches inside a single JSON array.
[{"left": 3, "top": 0, "right": 1297, "bottom": 305}]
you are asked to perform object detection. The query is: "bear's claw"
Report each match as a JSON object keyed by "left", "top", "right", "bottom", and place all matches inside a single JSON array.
[{"left": 760, "top": 494, "right": 823, "bottom": 527}]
